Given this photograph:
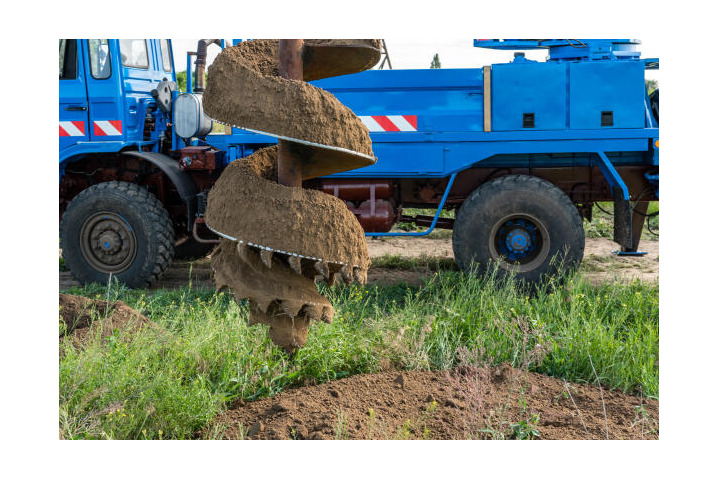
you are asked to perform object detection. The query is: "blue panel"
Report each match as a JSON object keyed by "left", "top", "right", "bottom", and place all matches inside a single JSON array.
[
  {"left": 329, "top": 143, "right": 444, "bottom": 177},
  {"left": 313, "top": 69, "right": 484, "bottom": 134},
  {"left": 569, "top": 61, "right": 645, "bottom": 129},
  {"left": 491, "top": 62, "right": 568, "bottom": 131}
]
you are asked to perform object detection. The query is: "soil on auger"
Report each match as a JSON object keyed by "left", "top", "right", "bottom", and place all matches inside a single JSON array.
[
  {"left": 203, "top": 40, "right": 379, "bottom": 353},
  {"left": 203, "top": 40, "right": 375, "bottom": 162},
  {"left": 206, "top": 146, "right": 370, "bottom": 269},
  {"left": 209, "top": 147, "right": 370, "bottom": 351}
]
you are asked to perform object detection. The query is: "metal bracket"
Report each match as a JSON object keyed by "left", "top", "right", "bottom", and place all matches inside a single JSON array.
[
  {"left": 366, "top": 172, "right": 458, "bottom": 237},
  {"left": 594, "top": 152, "right": 635, "bottom": 252}
]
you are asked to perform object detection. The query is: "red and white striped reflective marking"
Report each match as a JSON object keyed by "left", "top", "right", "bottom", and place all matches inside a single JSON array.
[
  {"left": 59, "top": 121, "right": 85, "bottom": 137},
  {"left": 359, "top": 115, "right": 418, "bottom": 132},
  {"left": 93, "top": 120, "right": 123, "bottom": 136}
]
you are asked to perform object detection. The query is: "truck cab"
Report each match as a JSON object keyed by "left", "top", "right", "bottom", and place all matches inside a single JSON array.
[
  {"left": 59, "top": 39, "right": 206, "bottom": 288},
  {"left": 59, "top": 39, "right": 175, "bottom": 164}
]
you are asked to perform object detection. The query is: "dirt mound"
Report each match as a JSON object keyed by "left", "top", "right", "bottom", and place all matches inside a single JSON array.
[
  {"left": 59, "top": 293, "right": 158, "bottom": 350},
  {"left": 209, "top": 364, "right": 658, "bottom": 440}
]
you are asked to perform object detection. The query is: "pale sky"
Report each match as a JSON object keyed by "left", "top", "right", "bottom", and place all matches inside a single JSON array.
[{"left": 171, "top": 39, "right": 660, "bottom": 82}]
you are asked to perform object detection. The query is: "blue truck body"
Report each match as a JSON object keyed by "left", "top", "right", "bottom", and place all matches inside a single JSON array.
[{"left": 59, "top": 39, "right": 659, "bottom": 287}]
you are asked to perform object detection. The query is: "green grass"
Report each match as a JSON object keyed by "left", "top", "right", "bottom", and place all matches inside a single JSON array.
[
  {"left": 59, "top": 265, "right": 658, "bottom": 439},
  {"left": 393, "top": 207, "right": 455, "bottom": 239},
  {"left": 370, "top": 253, "right": 458, "bottom": 271}
]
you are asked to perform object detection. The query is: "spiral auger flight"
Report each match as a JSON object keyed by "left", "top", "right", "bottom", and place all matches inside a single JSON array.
[{"left": 203, "top": 39, "right": 381, "bottom": 352}]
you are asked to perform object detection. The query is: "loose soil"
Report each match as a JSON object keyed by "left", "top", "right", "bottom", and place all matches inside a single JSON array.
[
  {"left": 59, "top": 293, "right": 159, "bottom": 350},
  {"left": 207, "top": 363, "right": 658, "bottom": 440},
  {"left": 59, "top": 239, "right": 659, "bottom": 440}
]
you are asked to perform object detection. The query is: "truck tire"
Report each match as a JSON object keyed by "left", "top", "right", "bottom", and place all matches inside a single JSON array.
[
  {"left": 452, "top": 175, "right": 584, "bottom": 284},
  {"left": 60, "top": 181, "right": 174, "bottom": 288}
]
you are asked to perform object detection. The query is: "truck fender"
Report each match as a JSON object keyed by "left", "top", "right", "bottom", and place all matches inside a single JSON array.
[{"left": 122, "top": 151, "right": 198, "bottom": 204}]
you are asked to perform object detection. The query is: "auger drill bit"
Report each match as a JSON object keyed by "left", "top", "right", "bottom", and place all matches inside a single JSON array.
[{"left": 203, "top": 39, "right": 381, "bottom": 353}]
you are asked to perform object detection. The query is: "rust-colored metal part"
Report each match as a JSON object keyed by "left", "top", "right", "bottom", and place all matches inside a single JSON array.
[
  {"left": 353, "top": 199, "right": 396, "bottom": 232},
  {"left": 277, "top": 40, "right": 305, "bottom": 188},
  {"left": 179, "top": 146, "right": 218, "bottom": 171},
  {"left": 318, "top": 179, "right": 396, "bottom": 232},
  {"left": 399, "top": 214, "right": 454, "bottom": 230},
  {"left": 320, "top": 180, "right": 392, "bottom": 201}
]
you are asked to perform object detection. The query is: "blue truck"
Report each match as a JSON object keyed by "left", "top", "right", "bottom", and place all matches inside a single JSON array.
[{"left": 59, "top": 39, "right": 659, "bottom": 287}]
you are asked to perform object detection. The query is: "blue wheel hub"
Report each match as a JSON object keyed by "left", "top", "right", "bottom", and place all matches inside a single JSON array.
[{"left": 496, "top": 218, "right": 540, "bottom": 263}]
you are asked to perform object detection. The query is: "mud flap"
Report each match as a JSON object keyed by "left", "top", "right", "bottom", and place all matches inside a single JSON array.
[
  {"left": 595, "top": 151, "right": 645, "bottom": 254},
  {"left": 613, "top": 186, "right": 634, "bottom": 252}
]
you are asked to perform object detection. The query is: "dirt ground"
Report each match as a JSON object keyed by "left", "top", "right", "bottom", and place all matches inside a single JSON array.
[
  {"left": 207, "top": 363, "right": 658, "bottom": 440},
  {"left": 59, "top": 236, "right": 658, "bottom": 291},
  {"left": 59, "top": 293, "right": 160, "bottom": 351},
  {"left": 59, "top": 237, "right": 659, "bottom": 440}
]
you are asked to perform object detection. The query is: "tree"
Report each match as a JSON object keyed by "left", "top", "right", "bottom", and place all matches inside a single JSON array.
[
  {"left": 430, "top": 53, "right": 441, "bottom": 69},
  {"left": 175, "top": 70, "right": 209, "bottom": 92},
  {"left": 176, "top": 70, "right": 187, "bottom": 92},
  {"left": 645, "top": 79, "right": 658, "bottom": 94}
]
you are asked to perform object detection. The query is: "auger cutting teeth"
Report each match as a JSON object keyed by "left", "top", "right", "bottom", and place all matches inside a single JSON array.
[
  {"left": 353, "top": 266, "right": 367, "bottom": 285},
  {"left": 288, "top": 256, "right": 302, "bottom": 275},
  {"left": 236, "top": 242, "right": 249, "bottom": 261},
  {"left": 314, "top": 261, "right": 329, "bottom": 279},
  {"left": 260, "top": 249, "right": 273, "bottom": 269},
  {"left": 340, "top": 265, "right": 353, "bottom": 284}
]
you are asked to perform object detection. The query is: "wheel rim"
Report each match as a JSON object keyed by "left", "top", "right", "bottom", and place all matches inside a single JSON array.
[
  {"left": 79, "top": 212, "right": 137, "bottom": 274},
  {"left": 488, "top": 214, "right": 550, "bottom": 273}
]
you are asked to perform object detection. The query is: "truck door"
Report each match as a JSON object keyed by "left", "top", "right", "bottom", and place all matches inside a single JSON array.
[
  {"left": 59, "top": 39, "right": 89, "bottom": 151},
  {"left": 82, "top": 39, "right": 125, "bottom": 141}
]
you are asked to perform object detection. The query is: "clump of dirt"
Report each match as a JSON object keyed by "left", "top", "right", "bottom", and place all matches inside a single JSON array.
[
  {"left": 207, "top": 364, "right": 659, "bottom": 440},
  {"left": 206, "top": 146, "right": 370, "bottom": 270},
  {"left": 203, "top": 39, "right": 377, "bottom": 178},
  {"left": 59, "top": 293, "right": 159, "bottom": 350}
]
